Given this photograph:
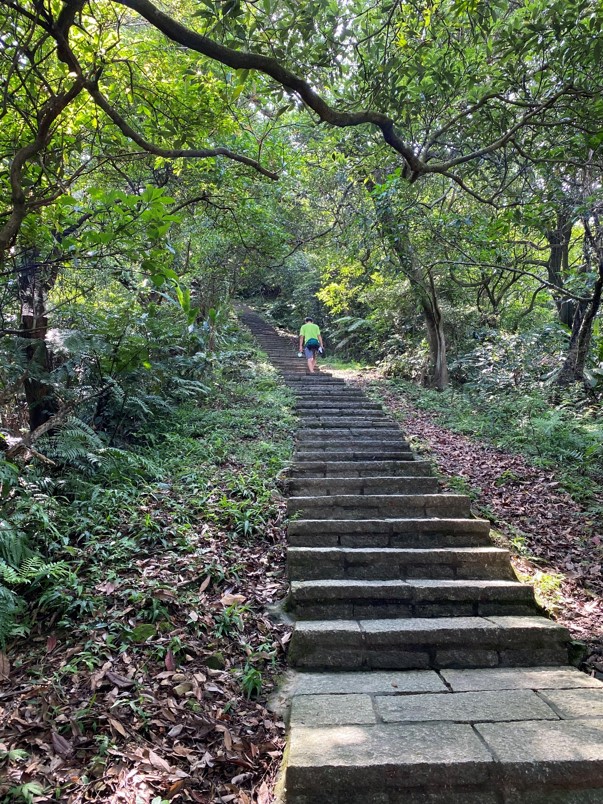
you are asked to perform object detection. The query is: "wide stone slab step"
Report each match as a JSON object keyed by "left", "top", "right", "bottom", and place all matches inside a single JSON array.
[
  {"left": 285, "top": 718, "right": 603, "bottom": 804},
  {"left": 288, "top": 615, "right": 571, "bottom": 671},
  {"left": 296, "top": 412, "right": 389, "bottom": 420},
  {"left": 295, "top": 416, "right": 393, "bottom": 427},
  {"left": 293, "top": 389, "right": 366, "bottom": 398},
  {"left": 296, "top": 432, "right": 407, "bottom": 444},
  {"left": 295, "top": 438, "right": 410, "bottom": 451},
  {"left": 294, "top": 440, "right": 410, "bottom": 450},
  {"left": 289, "top": 476, "right": 439, "bottom": 496},
  {"left": 288, "top": 493, "right": 471, "bottom": 519},
  {"left": 287, "top": 517, "right": 491, "bottom": 548},
  {"left": 294, "top": 449, "right": 416, "bottom": 461},
  {"left": 289, "top": 459, "right": 430, "bottom": 478},
  {"left": 287, "top": 546, "right": 516, "bottom": 581},
  {"left": 289, "top": 579, "right": 537, "bottom": 619},
  {"left": 295, "top": 401, "right": 383, "bottom": 411},
  {"left": 297, "top": 424, "right": 397, "bottom": 435},
  {"left": 284, "top": 376, "right": 345, "bottom": 384},
  {"left": 293, "top": 396, "right": 370, "bottom": 404},
  {"left": 277, "top": 368, "right": 329, "bottom": 374}
]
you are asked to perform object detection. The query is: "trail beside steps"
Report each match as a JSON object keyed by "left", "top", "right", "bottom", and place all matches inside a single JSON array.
[{"left": 241, "top": 310, "right": 603, "bottom": 804}]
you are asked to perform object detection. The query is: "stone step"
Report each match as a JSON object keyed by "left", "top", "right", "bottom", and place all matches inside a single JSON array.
[
  {"left": 295, "top": 417, "right": 394, "bottom": 427},
  {"left": 295, "top": 449, "right": 416, "bottom": 461},
  {"left": 293, "top": 385, "right": 364, "bottom": 392},
  {"left": 284, "top": 376, "right": 345, "bottom": 384},
  {"left": 289, "top": 579, "right": 537, "bottom": 620},
  {"left": 295, "top": 438, "right": 410, "bottom": 451},
  {"left": 287, "top": 546, "right": 515, "bottom": 581},
  {"left": 281, "top": 380, "right": 344, "bottom": 386},
  {"left": 290, "top": 476, "right": 439, "bottom": 496},
  {"left": 289, "top": 460, "right": 430, "bottom": 478},
  {"left": 297, "top": 428, "right": 403, "bottom": 438},
  {"left": 288, "top": 493, "right": 471, "bottom": 520},
  {"left": 296, "top": 415, "right": 391, "bottom": 424},
  {"left": 295, "top": 401, "right": 383, "bottom": 411},
  {"left": 293, "top": 387, "right": 366, "bottom": 406},
  {"left": 277, "top": 368, "right": 331, "bottom": 373},
  {"left": 280, "top": 365, "right": 333, "bottom": 373},
  {"left": 297, "top": 415, "right": 390, "bottom": 423},
  {"left": 286, "top": 721, "right": 603, "bottom": 802},
  {"left": 286, "top": 385, "right": 347, "bottom": 391},
  {"left": 288, "top": 615, "right": 571, "bottom": 670},
  {"left": 287, "top": 517, "right": 491, "bottom": 548},
  {"left": 296, "top": 428, "right": 404, "bottom": 439}
]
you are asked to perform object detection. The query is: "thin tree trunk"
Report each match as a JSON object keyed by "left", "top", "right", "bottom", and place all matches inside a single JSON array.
[
  {"left": 18, "top": 255, "right": 59, "bottom": 430},
  {"left": 367, "top": 180, "right": 449, "bottom": 389},
  {"left": 421, "top": 272, "right": 449, "bottom": 390},
  {"left": 546, "top": 211, "right": 574, "bottom": 326},
  {"left": 555, "top": 258, "right": 603, "bottom": 386}
]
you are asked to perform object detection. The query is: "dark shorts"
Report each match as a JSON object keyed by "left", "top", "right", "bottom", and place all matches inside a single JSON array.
[{"left": 304, "top": 345, "right": 318, "bottom": 359}]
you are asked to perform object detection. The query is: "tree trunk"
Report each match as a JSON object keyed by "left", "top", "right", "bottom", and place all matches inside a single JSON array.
[
  {"left": 18, "top": 255, "right": 59, "bottom": 430},
  {"left": 421, "top": 273, "right": 449, "bottom": 390},
  {"left": 555, "top": 258, "right": 603, "bottom": 386},
  {"left": 546, "top": 211, "right": 574, "bottom": 326},
  {"left": 367, "top": 182, "right": 449, "bottom": 389}
]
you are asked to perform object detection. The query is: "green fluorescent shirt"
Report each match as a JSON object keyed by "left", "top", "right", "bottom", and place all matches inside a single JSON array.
[{"left": 299, "top": 322, "right": 321, "bottom": 343}]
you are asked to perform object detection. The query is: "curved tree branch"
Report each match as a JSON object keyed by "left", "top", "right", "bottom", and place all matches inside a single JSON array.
[
  {"left": 112, "top": 0, "right": 425, "bottom": 177},
  {"left": 85, "top": 80, "right": 279, "bottom": 179},
  {"left": 111, "top": 0, "right": 577, "bottom": 187}
]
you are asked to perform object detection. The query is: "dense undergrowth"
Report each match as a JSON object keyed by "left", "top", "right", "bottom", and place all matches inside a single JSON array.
[
  {"left": 378, "top": 379, "right": 603, "bottom": 510},
  {"left": 0, "top": 323, "right": 295, "bottom": 803}
]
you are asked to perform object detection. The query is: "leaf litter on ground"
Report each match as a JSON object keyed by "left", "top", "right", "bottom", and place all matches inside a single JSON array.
[
  {"left": 1, "top": 498, "right": 290, "bottom": 803},
  {"left": 0, "top": 364, "right": 295, "bottom": 804}
]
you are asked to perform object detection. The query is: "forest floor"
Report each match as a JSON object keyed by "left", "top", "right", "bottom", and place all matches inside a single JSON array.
[
  {"left": 325, "top": 364, "right": 603, "bottom": 677},
  {"left": 0, "top": 350, "right": 294, "bottom": 804}
]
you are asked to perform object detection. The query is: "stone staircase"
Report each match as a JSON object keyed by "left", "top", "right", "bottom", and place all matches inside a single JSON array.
[{"left": 240, "top": 309, "right": 603, "bottom": 804}]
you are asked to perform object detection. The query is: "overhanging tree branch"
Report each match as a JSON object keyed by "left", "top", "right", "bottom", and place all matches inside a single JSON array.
[
  {"left": 111, "top": 0, "right": 580, "bottom": 188},
  {"left": 112, "top": 0, "right": 426, "bottom": 177},
  {"left": 84, "top": 80, "right": 279, "bottom": 179}
]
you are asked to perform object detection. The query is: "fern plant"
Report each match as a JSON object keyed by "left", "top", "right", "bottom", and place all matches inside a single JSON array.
[{"left": 0, "top": 585, "right": 27, "bottom": 645}]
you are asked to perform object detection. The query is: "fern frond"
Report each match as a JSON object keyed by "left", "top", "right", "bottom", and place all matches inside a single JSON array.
[
  {"left": 0, "top": 524, "right": 32, "bottom": 568},
  {"left": 0, "top": 584, "right": 28, "bottom": 646}
]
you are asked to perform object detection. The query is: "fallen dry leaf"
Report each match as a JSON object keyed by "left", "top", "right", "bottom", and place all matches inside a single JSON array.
[
  {"left": 147, "top": 749, "right": 172, "bottom": 773},
  {"left": 108, "top": 718, "right": 128, "bottom": 738},
  {"left": 166, "top": 779, "right": 187, "bottom": 799},
  {"left": 164, "top": 650, "right": 177, "bottom": 671},
  {"left": 51, "top": 731, "right": 73, "bottom": 757},
  {"left": 220, "top": 593, "right": 246, "bottom": 606},
  {"left": 105, "top": 670, "right": 135, "bottom": 689}
]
